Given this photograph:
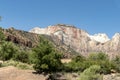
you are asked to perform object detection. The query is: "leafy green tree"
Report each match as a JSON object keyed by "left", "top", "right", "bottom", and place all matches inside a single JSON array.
[
  {"left": 0, "top": 42, "right": 18, "bottom": 61},
  {"left": 32, "top": 36, "right": 62, "bottom": 73},
  {"left": 64, "top": 55, "right": 86, "bottom": 72},
  {"left": 13, "top": 51, "right": 29, "bottom": 63},
  {"left": 79, "top": 65, "right": 102, "bottom": 80},
  {"left": 65, "top": 52, "right": 116, "bottom": 74},
  {"left": 98, "top": 60, "right": 115, "bottom": 74},
  {"left": 88, "top": 52, "right": 108, "bottom": 61},
  {"left": 112, "top": 56, "right": 120, "bottom": 72},
  {"left": 0, "top": 27, "right": 5, "bottom": 42},
  {"left": 88, "top": 52, "right": 115, "bottom": 74},
  {"left": 0, "top": 29, "right": 19, "bottom": 61}
]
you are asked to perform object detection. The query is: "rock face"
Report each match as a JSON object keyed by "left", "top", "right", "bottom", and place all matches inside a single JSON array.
[
  {"left": 30, "top": 24, "right": 120, "bottom": 58},
  {"left": 88, "top": 33, "right": 110, "bottom": 43},
  {"left": 30, "top": 24, "right": 90, "bottom": 55},
  {"left": 0, "top": 27, "right": 74, "bottom": 58},
  {"left": 3, "top": 27, "right": 40, "bottom": 48}
]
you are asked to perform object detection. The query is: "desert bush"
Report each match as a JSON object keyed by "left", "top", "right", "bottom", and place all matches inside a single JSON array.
[
  {"left": 17, "top": 63, "right": 32, "bottom": 70},
  {"left": 2, "top": 60, "right": 33, "bottom": 69},
  {"left": 88, "top": 52, "right": 108, "bottom": 61},
  {"left": 2, "top": 60, "right": 19, "bottom": 67},
  {"left": 0, "top": 42, "right": 18, "bottom": 61},
  {"left": 0, "top": 27, "right": 5, "bottom": 42},
  {"left": 112, "top": 56, "right": 120, "bottom": 72},
  {"left": 87, "top": 52, "right": 115, "bottom": 74},
  {"left": 64, "top": 55, "right": 86, "bottom": 72},
  {"left": 72, "top": 55, "right": 86, "bottom": 62},
  {"left": 64, "top": 52, "right": 115, "bottom": 74},
  {"left": 13, "top": 51, "right": 29, "bottom": 63},
  {"left": 79, "top": 65, "right": 102, "bottom": 80}
]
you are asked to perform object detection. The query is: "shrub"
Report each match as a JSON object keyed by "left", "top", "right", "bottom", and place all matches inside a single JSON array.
[
  {"left": 72, "top": 55, "right": 86, "bottom": 62},
  {"left": 79, "top": 65, "right": 102, "bottom": 80},
  {"left": 2, "top": 60, "right": 19, "bottom": 67},
  {"left": 0, "top": 27, "right": 5, "bottom": 42},
  {"left": 13, "top": 51, "right": 29, "bottom": 63},
  {"left": 0, "top": 42, "right": 18, "bottom": 61},
  {"left": 64, "top": 52, "right": 115, "bottom": 74},
  {"left": 17, "top": 63, "right": 32, "bottom": 70},
  {"left": 88, "top": 52, "right": 108, "bottom": 61},
  {"left": 112, "top": 56, "right": 120, "bottom": 72},
  {"left": 2, "top": 60, "right": 33, "bottom": 70},
  {"left": 87, "top": 52, "right": 114, "bottom": 74}
]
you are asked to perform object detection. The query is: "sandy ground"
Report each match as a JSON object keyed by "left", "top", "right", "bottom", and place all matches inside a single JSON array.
[
  {"left": 0, "top": 66, "right": 46, "bottom": 80},
  {"left": 61, "top": 59, "right": 71, "bottom": 63}
]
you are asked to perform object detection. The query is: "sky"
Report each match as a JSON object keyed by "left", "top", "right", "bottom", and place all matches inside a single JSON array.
[{"left": 0, "top": 0, "right": 120, "bottom": 38}]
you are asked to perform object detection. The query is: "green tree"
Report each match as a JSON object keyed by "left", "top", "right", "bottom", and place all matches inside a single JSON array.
[
  {"left": 64, "top": 55, "right": 86, "bottom": 72},
  {"left": 112, "top": 56, "right": 120, "bottom": 72},
  {"left": 88, "top": 52, "right": 114, "bottom": 74},
  {"left": 79, "top": 65, "right": 102, "bottom": 80},
  {"left": 88, "top": 52, "right": 108, "bottom": 61},
  {"left": 0, "top": 42, "right": 18, "bottom": 61},
  {"left": 13, "top": 51, "right": 29, "bottom": 63},
  {"left": 0, "top": 29, "right": 19, "bottom": 61},
  {"left": 98, "top": 60, "right": 115, "bottom": 74},
  {"left": 32, "top": 36, "right": 62, "bottom": 73},
  {"left": 0, "top": 27, "right": 5, "bottom": 42}
]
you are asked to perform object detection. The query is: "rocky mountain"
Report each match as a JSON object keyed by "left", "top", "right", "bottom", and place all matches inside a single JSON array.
[
  {"left": 1, "top": 24, "right": 119, "bottom": 58},
  {"left": 3, "top": 27, "right": 40, "bottom": 48},
  {"left": 30, "top": 24, "right": 120, "bottom": 58},
  {"left": 0, "top": 27, "right": 77, "bottom": 58}
]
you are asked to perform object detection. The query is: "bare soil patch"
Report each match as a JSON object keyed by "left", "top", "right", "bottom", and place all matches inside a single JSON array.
[{"left": 0, "top": 66, "right": 46, "bottom": 80}]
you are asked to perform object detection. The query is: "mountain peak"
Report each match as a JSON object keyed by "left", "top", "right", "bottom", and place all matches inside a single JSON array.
[
  {"left": 29, "top": 27, "right": 46, "bottom": 34},
  {"left": 54, "top": 24, "right": 76, "bottom": 28},
  {"left": 112, "top": 33, "right": 120, "bottom": 39},
  {"left": 29, "top": 25, "right": 120, "bottom": 58},
  {"left": 88, "top": 33, "right": 110, "bottom": 43},
  {"left": 30, "top": 26, "right": 111, "bottom": 43}
]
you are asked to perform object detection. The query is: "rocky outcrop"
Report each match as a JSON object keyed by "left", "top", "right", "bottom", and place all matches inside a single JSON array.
[
  {"left": 3, "top": 27, "right": 40, "bottom": 48},
  {"left": 30, "top": 24, "right": 120, "bottom": 58},
  {"left": 0, "top": 27, "right": 76, "bottom": 58},
  {"left": 30, "top": 25, "right": 90, "bottom": 55},
  {"left": 88, "top": 33, "right": 110, "bottom": 43}
]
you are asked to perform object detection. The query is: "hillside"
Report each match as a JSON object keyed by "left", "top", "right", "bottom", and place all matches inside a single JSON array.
[{"left": 1, "top": 27, "right": 78, "bottom": 58}]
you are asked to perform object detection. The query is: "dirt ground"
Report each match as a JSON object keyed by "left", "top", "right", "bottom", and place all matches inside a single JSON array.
[
  {"left": 0, "top": 66, "right": 80, "bottom": 80},
  {"left": 0, "top": 66, "right": 46, "bottom": 80},
  {"left": 1, "top": 66, "right": 120, "bottom": 80}
]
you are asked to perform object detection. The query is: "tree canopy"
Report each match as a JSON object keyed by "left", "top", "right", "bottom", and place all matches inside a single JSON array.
[{"left": 32, "top": 36, "right": 62, "bottom": 73}]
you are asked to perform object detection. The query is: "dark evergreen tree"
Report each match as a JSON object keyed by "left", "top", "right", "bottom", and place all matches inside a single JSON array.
[
  {"left": 32, "top": 36, "right": 62, "bottom": 73},
  {"left": 0, "top": 42, "right": 18, "bottom": 61}
]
